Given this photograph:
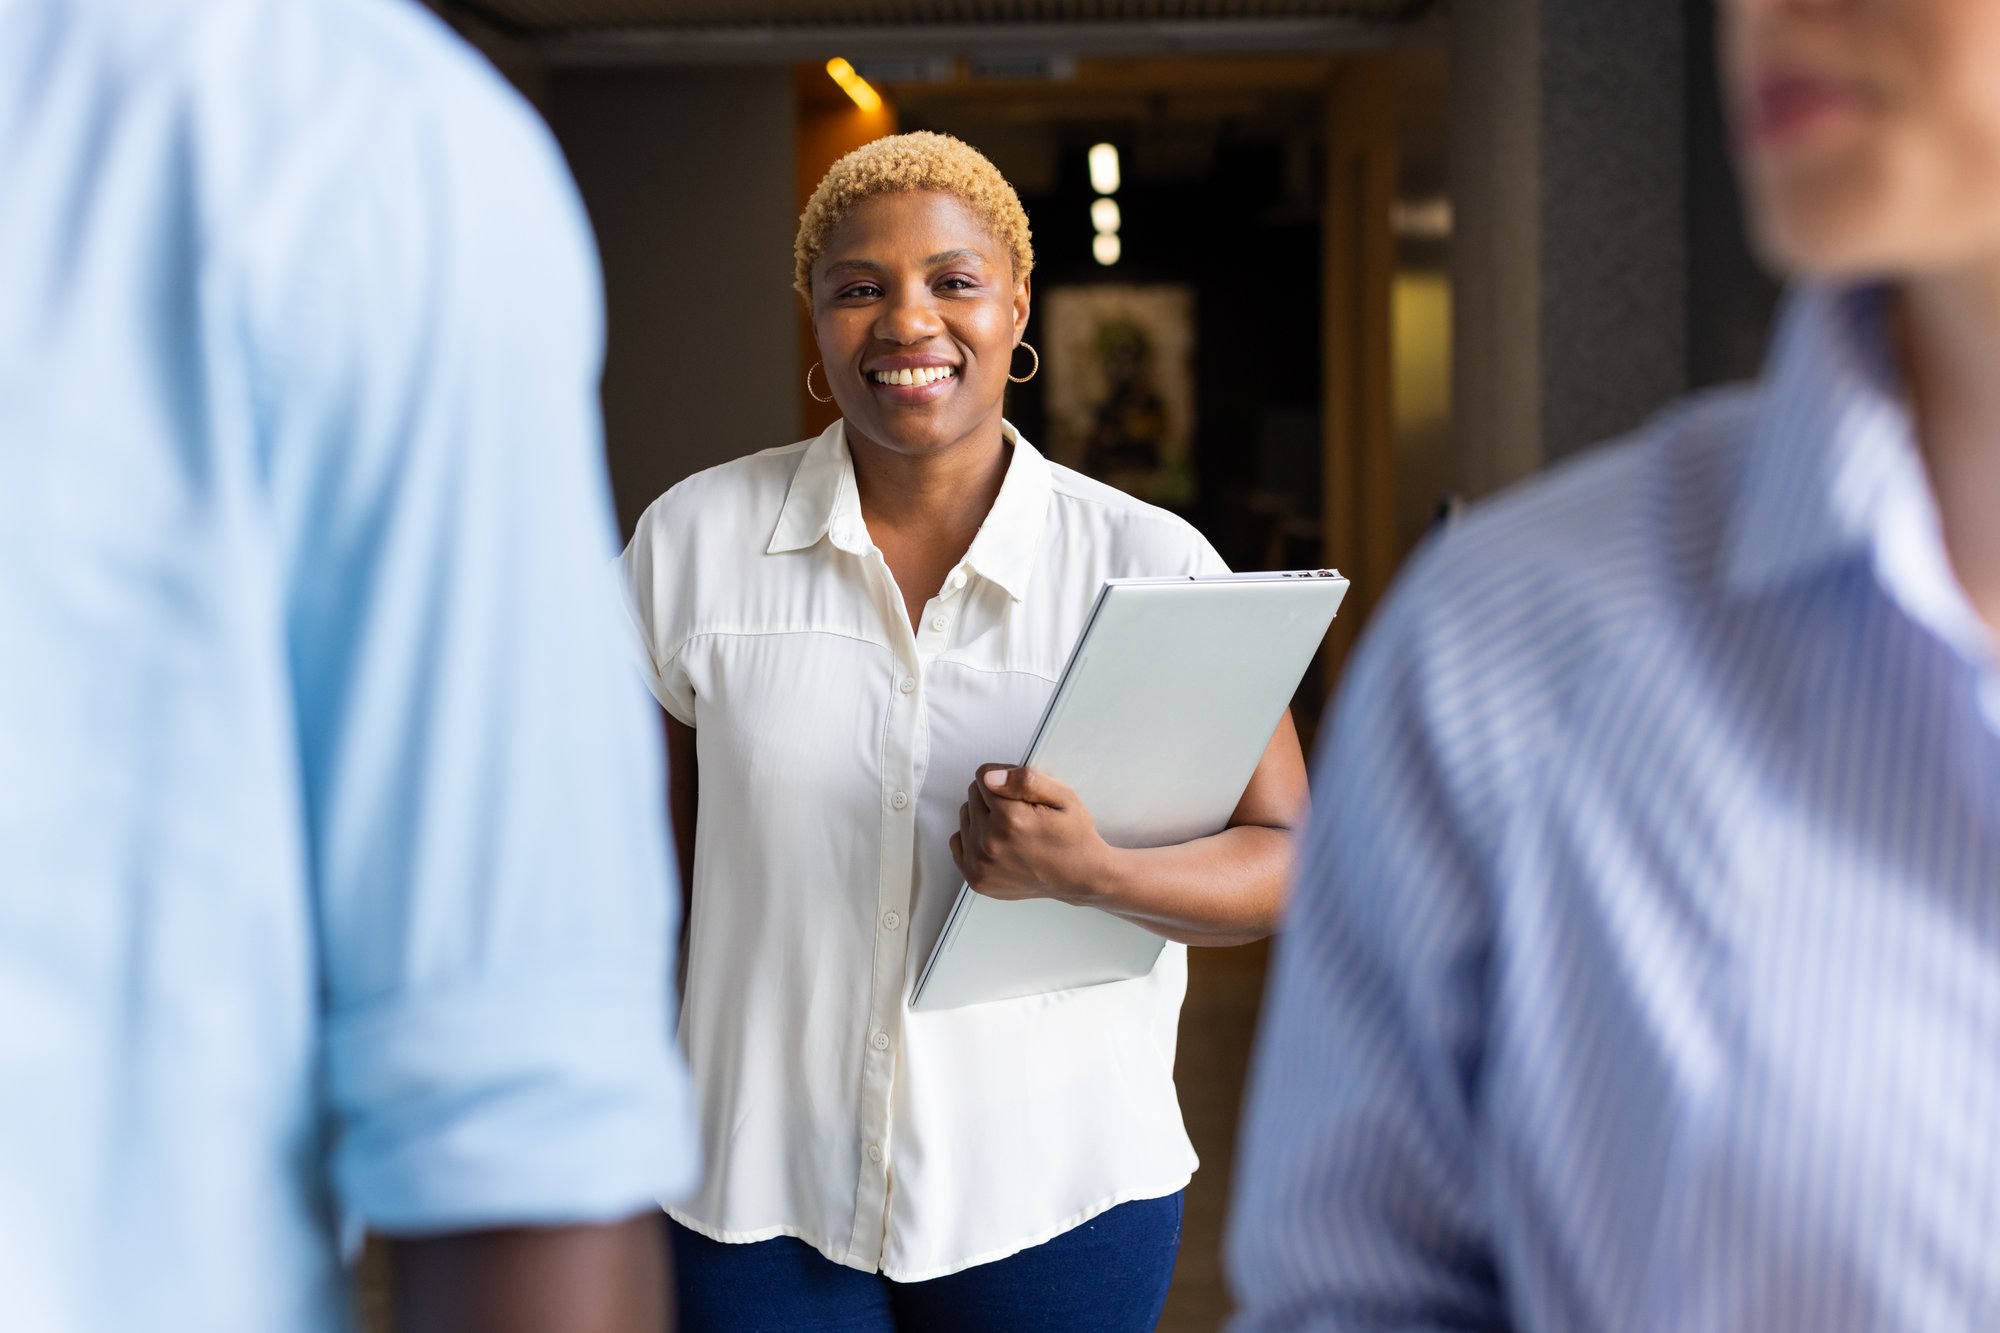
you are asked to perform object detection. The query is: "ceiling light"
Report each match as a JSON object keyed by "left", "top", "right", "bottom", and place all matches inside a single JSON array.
[
  {"left": 825, "top": 57, "right": 883, "bottom": 114},
  {"left": 1092, "top": 232, "right": 1122, "bottom": 266},
  {"left": 1088, "top": 142, "right": 1120, "bottom": 196},
  {"left": 1090, "top": 197, "right": 1122, "bottom": 234}
]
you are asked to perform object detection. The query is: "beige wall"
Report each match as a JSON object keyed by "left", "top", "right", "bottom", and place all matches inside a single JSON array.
[{"left": 546, "top": 68, "right": 803, "bottom": 538}]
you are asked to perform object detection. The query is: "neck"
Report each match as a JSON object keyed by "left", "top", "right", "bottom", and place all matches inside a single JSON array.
[
  {"left": 846, "top": 415, "right": 1012, "bottom": 543},
  {"left": 1896, "top": 267, "right": 2000, "bottom": 638}
]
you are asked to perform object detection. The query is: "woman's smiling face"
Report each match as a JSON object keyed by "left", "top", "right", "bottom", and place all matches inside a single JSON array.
[{"left": 810, "top": 189, "right": 1031, "bottom": 459}]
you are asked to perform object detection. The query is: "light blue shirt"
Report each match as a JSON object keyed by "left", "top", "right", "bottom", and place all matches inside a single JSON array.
[
  {"left": 0, "top": 1, "right": 697, "bottom": 1329},
  {"left": 1228, "top": 287, "right": 2000, "bottom": 1330}
]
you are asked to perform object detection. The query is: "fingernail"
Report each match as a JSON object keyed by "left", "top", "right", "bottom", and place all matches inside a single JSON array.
[{"left": 983, "top": 769, "right": 1009, "bottom": 788}]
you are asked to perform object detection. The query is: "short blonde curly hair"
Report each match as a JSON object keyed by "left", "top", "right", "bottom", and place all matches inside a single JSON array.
[{"left": 794, "top": 131, "right": 1035, "bottom": 303}]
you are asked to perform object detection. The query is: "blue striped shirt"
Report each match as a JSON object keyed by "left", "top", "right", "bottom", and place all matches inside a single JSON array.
[{"left": 1227, "top": 286, "right": 2000, "bottom": 1330}]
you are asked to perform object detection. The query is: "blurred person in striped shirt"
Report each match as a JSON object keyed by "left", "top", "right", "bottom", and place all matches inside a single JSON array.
[{"left": 1229, "top": 0, "right": 2000, "bottom": 1327}]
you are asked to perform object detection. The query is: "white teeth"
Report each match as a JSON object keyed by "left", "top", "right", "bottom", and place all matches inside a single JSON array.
[{"left": 872, "top": 366, "right": 955, "bottom": 386}]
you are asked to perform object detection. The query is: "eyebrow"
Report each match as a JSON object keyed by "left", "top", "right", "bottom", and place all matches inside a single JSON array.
[{"left": 821, "top": 248, "right": 992, "bottom": 278}]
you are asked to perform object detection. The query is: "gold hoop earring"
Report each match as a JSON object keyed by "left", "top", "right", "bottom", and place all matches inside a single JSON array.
[
  {"left": 806, "top": 362, "right": 835, "bottom": 404},
  {"left": 1008, "top": 342, "right": 1039, "bottom": 384}
]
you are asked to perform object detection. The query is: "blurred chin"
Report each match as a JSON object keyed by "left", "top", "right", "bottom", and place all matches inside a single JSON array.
[
  {"left": 1741, "top": 162, "right": 1908, "bottom": 281},
  {"left": 1747, "top": 199, "right": 1884, "bottom": 280},
  {"left": 1742, "top": 141, "right": 2000, "bottom": 283}
]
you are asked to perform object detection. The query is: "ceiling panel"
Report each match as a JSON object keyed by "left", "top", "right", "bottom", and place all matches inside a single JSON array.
[{"left": 474, "top": 0, "right": 1429, "bottom": 31}]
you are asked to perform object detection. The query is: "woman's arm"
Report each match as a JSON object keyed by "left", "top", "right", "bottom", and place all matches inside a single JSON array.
[
  {"left": 950, "top": 711, "right": 1309, "bottom": 947},
  {"left": 390, "top": 1217, "right": 670, "bottom": 1333},
  {"left": 665, "top": 714, "right": 698, "bottom": 972}
]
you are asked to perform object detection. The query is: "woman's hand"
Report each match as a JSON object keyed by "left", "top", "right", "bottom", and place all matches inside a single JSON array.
[
  {"left": 950, "top": 764, "right": 1111, "bottom": 905},
  {"left": 946, "top": 712, "right": 1307, "bottom": 946}
]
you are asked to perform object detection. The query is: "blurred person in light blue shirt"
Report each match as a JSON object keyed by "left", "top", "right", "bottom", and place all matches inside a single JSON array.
[
  {"left": 1230, "top": 0, "right": 2000, "bottom": 1328},
  {"left": 0, "top": 0, "right": 698, "bottom": 1330}
]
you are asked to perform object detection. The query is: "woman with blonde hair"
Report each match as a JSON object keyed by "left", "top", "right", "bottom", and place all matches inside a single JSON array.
[{"left": 621, "top": 131, "right": 1306, "bottom": 1330}]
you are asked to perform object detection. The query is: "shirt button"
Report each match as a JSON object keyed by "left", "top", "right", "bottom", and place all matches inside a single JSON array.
[
  {"left": 930, "top": 615, "right": 949, "bottom": 632},
  {"left": 872, "top": 1031, "right": 891, "bottom": 1052},
  {"left": 883, "top": 910, "right": 902, "bottom": 931},
  {"left": 867, "top": 1144, "right": 884, "bottom": 1164},
  {"left": 898, "top": 676, "right": 916, "bottom": 694},
  {"left": 891, "top": 791, "right": 909, "bottom": 810},
  {"left": 949, "top": 571, "right": 968, "bottom": 591}
]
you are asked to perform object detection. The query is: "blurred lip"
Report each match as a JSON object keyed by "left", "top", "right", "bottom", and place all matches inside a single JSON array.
[{"left": 1743, "top": 70, "right": 1869, "bottom": 148}]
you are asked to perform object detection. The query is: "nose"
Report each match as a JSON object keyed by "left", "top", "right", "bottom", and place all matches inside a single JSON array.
[{"left": 872, "top": 281, "right": 946, "bottom": 345}]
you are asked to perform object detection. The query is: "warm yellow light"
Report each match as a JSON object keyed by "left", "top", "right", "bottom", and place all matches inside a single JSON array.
[
  {"left": 1088, "top": 142, "right": 1121, "bottom": 195},
  {"left": 825, "top": 57, "right": 883, "bottom": 113},
  {"left": 1092, "top": 232, "right": 1122, "bottom": 266},
  {"left": 1090, "top": 197, "right": 1122, "bottom": 234}
]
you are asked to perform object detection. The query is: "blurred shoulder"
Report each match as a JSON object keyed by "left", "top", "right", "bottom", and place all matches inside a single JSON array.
[
  {"left": 1368, "top": 384, "right": 1759, "bottom": 718},
  {"left": 64, "top": 0, "right": 541, "bottom": 135},
  {"left": 1318, "top": 386, "right": 1759, "bottom": 834},
  {"left": 52, "top": 0, "right": 589, "bottom": 307},
  {"left": 234, "top": 0, "right": 523, "bottom": 112}
]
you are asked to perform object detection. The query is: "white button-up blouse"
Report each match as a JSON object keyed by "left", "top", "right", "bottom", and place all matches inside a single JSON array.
[{"left": 620, "top": 419, "right": 1226, "bottom": 1281}]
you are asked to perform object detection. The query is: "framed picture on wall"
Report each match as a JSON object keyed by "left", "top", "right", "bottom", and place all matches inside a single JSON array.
[{"left": 1042, "top": 283, "right": 1197, "bottom": 507}]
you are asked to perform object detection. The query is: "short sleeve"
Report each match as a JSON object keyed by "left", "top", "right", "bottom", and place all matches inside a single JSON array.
[
  {"left": 247, "top": 54, "right": 698, "bottom": 1234},
  {"left": 619, "top": 497, "right": 698, "bottom": 726}
]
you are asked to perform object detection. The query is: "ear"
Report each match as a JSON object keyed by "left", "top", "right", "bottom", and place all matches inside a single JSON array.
[{"left": 1012, "top": 274, "right": 1032, "bottom": 343}]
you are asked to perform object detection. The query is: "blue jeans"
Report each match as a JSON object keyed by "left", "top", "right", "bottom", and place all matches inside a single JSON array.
[{"left": 668, "top": 1191, "right": 1185, "bottom": 1332}]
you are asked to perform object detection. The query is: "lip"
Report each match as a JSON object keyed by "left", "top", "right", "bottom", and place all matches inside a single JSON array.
[
  {"left": 1741, "top": 70, "right": 1869, "bottom": 148},
  {"left": 863, "top": 354, "right": 961, "bottom": 374},
  {"left": 861, "top": 353, "right": 962, "bottom": 405}
]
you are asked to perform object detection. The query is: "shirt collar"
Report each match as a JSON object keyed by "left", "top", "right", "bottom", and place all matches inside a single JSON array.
[
  {"left": 766, "top": 419, "right": 859, "bottom": 556},
  {"left": 1724, "top": 284, "right": 1994, "bottom": 665},
  {"left": 765, "top": 417, "right": 1053, "bottom": 603},
  {"left": 1723, "top": 284, "right": 1916, "bottom": 595}
]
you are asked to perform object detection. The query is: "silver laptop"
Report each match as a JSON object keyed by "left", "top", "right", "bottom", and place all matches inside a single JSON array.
[{"left": 911, "top": 569, "right": 1348, "bottom": 1011}]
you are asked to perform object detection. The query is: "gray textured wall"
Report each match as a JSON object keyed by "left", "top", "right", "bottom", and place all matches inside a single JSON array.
[
  {"left": 546, "top": 69, "right": 802, "bottom": 538},
  {"left": 1447, "top": 0, "right": 1545, "bottom": 497},
  {"left": 1685, "top": 0, "right": 1782, "bottom": 387},
  {"left": 1450, "top": 0, "right": 1690, "bottom": 496}
]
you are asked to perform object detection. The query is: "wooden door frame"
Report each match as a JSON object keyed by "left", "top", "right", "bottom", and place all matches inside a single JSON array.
[{"left": 1320, "top": 56, "right": 1401, "bottom": 685}]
